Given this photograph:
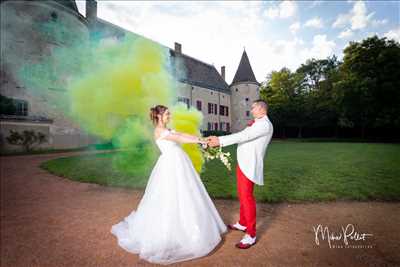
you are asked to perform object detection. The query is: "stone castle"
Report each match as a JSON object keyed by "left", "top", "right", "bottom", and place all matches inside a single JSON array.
[{"left": 0, "top": 0, "right": 260, "bottom": 152}]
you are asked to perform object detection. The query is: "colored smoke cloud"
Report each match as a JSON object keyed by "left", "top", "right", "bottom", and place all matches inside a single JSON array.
[{"left": 4, "top": 9, "right": 205, "bottom": 178}]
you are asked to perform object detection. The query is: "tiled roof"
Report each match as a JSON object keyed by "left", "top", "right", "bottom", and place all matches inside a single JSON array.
[
  {"left": 231, "top": 50, "right": 259, "bottom": 86},
  {"left": 170, "top": 50, "right": 230, "bottom": 93}
]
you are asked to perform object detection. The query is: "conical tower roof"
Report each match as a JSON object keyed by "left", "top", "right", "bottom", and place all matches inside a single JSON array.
[{"left": 231, "top": 50, "right": 259, "bottom": 86}]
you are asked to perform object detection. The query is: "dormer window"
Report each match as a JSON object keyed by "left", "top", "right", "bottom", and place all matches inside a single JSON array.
[{"left": 51, "top": 11, "right": 58, "bottom": 21}]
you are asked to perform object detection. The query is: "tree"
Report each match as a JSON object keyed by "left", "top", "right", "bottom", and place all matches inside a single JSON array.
[
  {"left": 260, "top": 68, "right": 307, "bottom": 137},
  {"left": 296, "top": 56, "right": 342, "bottom": 134},
  {"left": 339, "top": 35, "right": 400, "bottom": 137},
  {"left": 261, "top": 35, "right": 399, "bottom": 139}
]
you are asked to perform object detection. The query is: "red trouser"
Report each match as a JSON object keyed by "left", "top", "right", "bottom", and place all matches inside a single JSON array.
[{"left": 237, "top": 165, "right": 256, "bottom": 237}]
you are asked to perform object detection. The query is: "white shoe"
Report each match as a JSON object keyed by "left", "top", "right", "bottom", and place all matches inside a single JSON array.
[
  {"left": 236, "top": 234, "right": 256, "bottom": 249},
  {"left": 228, "top": 222, "right": 247, "bottom": 231},
  {"left": 241, "top": 234, "right": 256, "bottom": 245}
]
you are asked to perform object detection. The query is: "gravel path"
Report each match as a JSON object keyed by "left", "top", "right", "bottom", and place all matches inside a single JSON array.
[{"left": 1, "top": 151, "right": 399, "bottom": 266}]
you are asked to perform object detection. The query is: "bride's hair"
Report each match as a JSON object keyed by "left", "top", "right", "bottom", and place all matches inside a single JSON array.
[{"left": 150, "top": 105, "right": 168, "bottom": 125}]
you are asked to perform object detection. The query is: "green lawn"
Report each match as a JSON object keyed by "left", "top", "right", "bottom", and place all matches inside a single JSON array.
[{"left": 40, "top": 141, "right": 400, "bottom": 202}]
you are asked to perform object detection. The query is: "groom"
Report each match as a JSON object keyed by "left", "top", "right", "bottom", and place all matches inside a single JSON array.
[{"left": 207, "top": 99, "right": 273, "bottom": 249}]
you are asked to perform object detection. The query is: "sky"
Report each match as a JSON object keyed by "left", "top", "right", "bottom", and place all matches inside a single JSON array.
[{"left": 75, "top": 0, "right": 400, "bottom": 84}]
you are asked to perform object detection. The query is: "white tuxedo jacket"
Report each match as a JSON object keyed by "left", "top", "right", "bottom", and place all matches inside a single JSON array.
[{"left": 218, "top": 115, "right": 273, "bottom": 185}]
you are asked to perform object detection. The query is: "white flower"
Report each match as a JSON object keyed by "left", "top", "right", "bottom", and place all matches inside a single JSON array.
[{"left": 203, "top": 146, "right": 232, "bottom": 171}]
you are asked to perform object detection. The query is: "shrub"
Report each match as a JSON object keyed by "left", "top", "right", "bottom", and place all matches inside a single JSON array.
[
  {"left": 6, "top": 130, "right": 47, "bottom": 152},
  {"left": 202, "top": 130, "right": 231, "bottom": 137}
]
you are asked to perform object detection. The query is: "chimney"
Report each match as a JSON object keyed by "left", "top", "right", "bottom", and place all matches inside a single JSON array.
[
  {"left": 86, "top": 0, "right": 97, "bottom": 21},
  {"left": 221, "top": 66, "right": 226, "bottom": 80},
  {"left": 174, "top": 42, "right": 182, "bottom": 54}
]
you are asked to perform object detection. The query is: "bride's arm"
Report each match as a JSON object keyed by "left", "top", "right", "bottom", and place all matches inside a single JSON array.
[{"left": 163, "top": 131, "right": 206, "bottom": 144}]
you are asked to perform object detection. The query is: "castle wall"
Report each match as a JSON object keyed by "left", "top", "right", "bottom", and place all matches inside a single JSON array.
[
  {"left": 0, "top": 1, "right": 96, "bottom": 151},
  {"left": 230, "top": 82, "right": 260, "bottom": 132},
  {"left": 177, "top": 82, "right": 231, "bottom": 132},
  {"left": 0, "top": 0, "right": 247, "bottom": 153}
]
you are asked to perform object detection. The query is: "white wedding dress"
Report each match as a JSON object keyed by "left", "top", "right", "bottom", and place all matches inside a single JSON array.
[{"left": 110, "top": 129, "right": 227, "bottom": 265}]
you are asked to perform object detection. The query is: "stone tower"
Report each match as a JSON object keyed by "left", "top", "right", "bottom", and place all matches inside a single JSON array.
[
  {"left": 229, "top": 50, "right": 260, "bottom": 132},
  {"left": 0, "top": 0, "right": 92, "bottom": 151}
]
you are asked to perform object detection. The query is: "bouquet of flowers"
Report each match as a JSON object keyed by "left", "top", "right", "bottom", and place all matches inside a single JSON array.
[{"left": 201, "top": 142, "right": 232, "bottom": 171}]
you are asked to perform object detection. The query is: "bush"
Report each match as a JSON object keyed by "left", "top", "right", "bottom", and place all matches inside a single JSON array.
[
  {"left": 6, "top": 130, "right": 47, "bottom": 152},
  {"left": 202, "top": 130, "right": 231, "bottom": 137}
]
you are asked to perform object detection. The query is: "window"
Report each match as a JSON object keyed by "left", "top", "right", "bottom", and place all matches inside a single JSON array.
[
  {"left": 208, "top": 103, "right": 218, "bottom": 114},
  {"left": 208, "top": 122, "right": 212, "bottom": 130},
  {"left": 219, "top": 105, "right": 229, "bottom": 116},
  {"left": 226, "top": 123, "right": 230, "bottom": 132},
  {"left": 235, "top": 88, "right": 238, "bottom": 92},
  {"left": 208, "top": 103, "right": 214, "bottom": 114},
  {"left": 214, "top": 123, "right": 218, "bottom": 130},
  {"left": 0, "top": 96, "right": 28, "bottom": 116},
  {"left": 220, "top": 122, "right": 225, "bottom": 131},
  {"left": 178, "top": 97, "right": 190, "bottom": 108},
  {"left": 196, "top": 100, "right": 202, "bottom": 111},
  {"left": 246, "top": 111, "right": 250, "bottom": 117},
  {"left": 10, "top": 99, "right": 28, "bottom": 116},
  {"left": 51, "top": 11, "right": 58, "bottom": 21}
]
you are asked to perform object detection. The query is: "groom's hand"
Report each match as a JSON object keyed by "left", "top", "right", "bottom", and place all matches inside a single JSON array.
[{"left": 207, "top": 136, "right": 220, "bottom": 147}]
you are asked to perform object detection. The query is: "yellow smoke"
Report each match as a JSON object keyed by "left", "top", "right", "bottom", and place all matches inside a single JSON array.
[
  {"left": 18, "top": 30, "right": 205, "bottom": 176},
  {"left": 170, "top": 103, "right": 205, "bottom": 173},
  {"left": 68, "top": 37, "right": 174, "bottom": 140}
]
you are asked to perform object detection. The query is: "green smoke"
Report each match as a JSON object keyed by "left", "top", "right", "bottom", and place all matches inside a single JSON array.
[{"left": 6, "top": 5, "right": 205, "bottom": 180}]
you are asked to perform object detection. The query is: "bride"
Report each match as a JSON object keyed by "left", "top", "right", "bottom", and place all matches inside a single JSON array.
[{"left": 111, "top": 105, "right": 227, "bottom": 265}]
